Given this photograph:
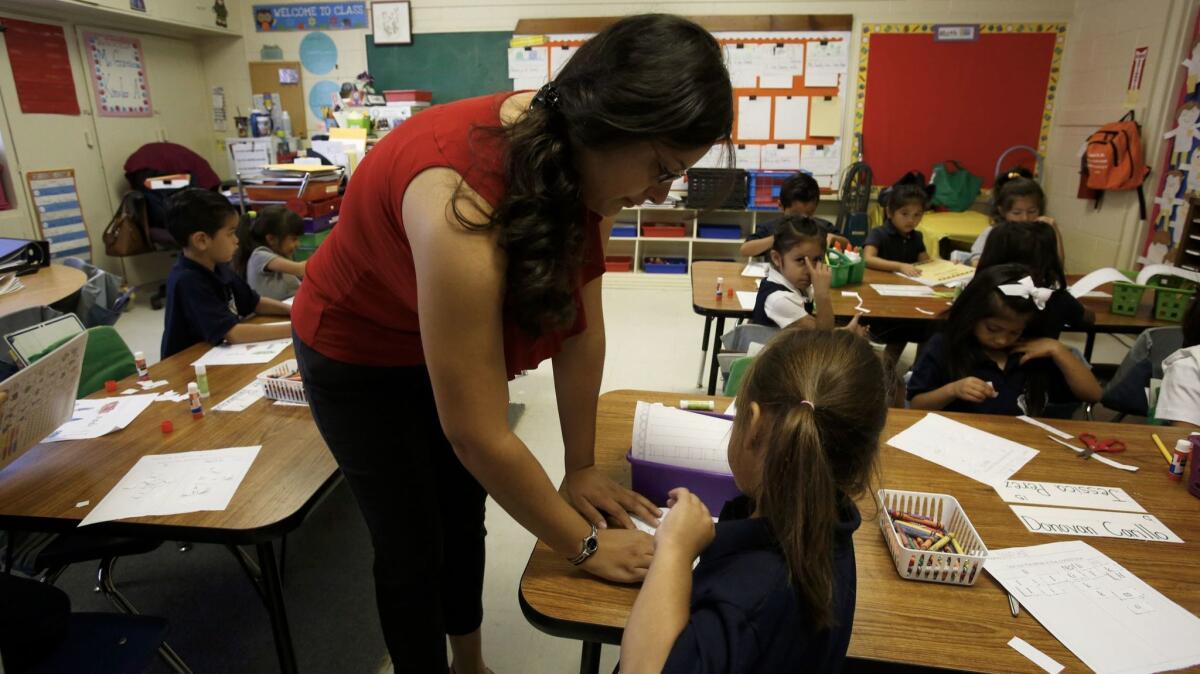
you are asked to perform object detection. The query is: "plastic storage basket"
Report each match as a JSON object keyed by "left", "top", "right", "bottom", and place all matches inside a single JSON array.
[
  {"left": 684, "top": 168, "right": 748, "bottom": 210},
  {"left": 747, "top": 170, "right": 796, "bottom": 210},
  {"left": 1111, "top": 275, "right": 1197, "bottom": 322},
  {"left": 257, "top": 359, "right": 306, "bottom": 404},
  {"left": 877, "top": 489, "right": 987, "bottom": 586}
]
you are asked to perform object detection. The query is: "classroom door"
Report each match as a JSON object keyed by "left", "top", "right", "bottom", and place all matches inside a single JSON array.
[
  {"left": 0, "top": 13, "right": 114, "bottom": 260},
  {"left": 248, "top": 62, "right": 308, "bottom": 139}
]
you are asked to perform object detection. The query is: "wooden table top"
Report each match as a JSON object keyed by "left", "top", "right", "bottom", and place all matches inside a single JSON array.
[
  {"left": 691, "top": 261, "right": 1165, "bottom": 331},
  {"left": 0, "top": 264, "right": 87, "bottom": 315},
  {"left": 520, "top": 389, "right": 1200, "bottom": 673},
  {"left": 0, "top": 336, "right": 338, "bottom": 544}
]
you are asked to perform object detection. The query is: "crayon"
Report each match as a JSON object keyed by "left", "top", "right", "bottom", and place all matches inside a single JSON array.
[{"left": 929, "top": 535, "right": 952, "bottom": 552}]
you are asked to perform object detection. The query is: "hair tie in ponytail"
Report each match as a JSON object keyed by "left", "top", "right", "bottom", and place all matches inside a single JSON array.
[
  {"left": 801, "top": 400, "right": 815, "bottom": 410},
  {"left": 530, "top": 83, "right": 561, "bottom": 111}
]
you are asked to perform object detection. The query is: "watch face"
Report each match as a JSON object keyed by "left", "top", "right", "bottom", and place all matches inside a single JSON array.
[{"left": 585, "top": 537, "right": 598, "bottom": 553}]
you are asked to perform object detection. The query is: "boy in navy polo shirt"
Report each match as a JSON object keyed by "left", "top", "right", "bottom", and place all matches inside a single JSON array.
[
  {"left": 739, "top": 172, "right": 850, "bottom": 258},
  {"left": 160, "top": 189, "right": 292, "bottom": 359}
]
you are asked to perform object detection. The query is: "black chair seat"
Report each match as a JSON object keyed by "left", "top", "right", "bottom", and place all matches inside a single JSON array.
[
  {"left": 35, "top": 534, "right": 160, "bottom": 571},
  {"left": 24, "top": 613, "right": 168, "bottom": 674}
]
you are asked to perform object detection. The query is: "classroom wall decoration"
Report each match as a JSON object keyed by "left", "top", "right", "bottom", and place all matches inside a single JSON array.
[
  {"left": 0, "top": 19, "right": 80, "bottom": 116},
  {"left": 82, "top": 32, "right": 152, "bottom": 118},
  {"left": 371, "top": 1, "right": 413, "bottom": 45},
  {"left": 854, "top": 23, "right": 1065, "bottom": 188},
  {"left": 252, "top": 2, "right": 367, "bottom": 32},
  {"left": 25, "top": 169, "right": 92, "bottom": 263},
  {"left": 1141, "top": 12, "right": 1200, "bottom": 267},
  {"left": 299, "top": 31, "right": 338, "bottom": 74}
]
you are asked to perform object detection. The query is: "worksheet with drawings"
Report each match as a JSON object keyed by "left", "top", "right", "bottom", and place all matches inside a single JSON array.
[
  {"left": 631, "top": 401, "right": 732, "bottom": 474},
  {"left": 0, "top": 332, "right": 87, "bottom": 472},
  {"left": 986, "top": 540, "right": 1200, "bottom": 674}
]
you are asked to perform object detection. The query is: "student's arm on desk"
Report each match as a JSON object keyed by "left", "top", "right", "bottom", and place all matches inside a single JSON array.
[
  {"left": 255, "top": 297, "right": 291, "bottom": 316},
  {"left": 226, "top": 321, "right": 291, "bottom": 344},
  {"left": 406, "top": 168, "right": 653, "bottom": 582},
  {"left": 864, "top": 245, "right": 919, "bottom": 277},
  {"left": 739, "top": 236, "right": 773, "bottom": 258},
  {"left": 265, "top": 256, "right": 307, "bottom": 278}
]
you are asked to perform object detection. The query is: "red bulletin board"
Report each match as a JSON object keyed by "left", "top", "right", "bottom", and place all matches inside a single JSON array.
[{"left": 855, "top": 24, "right": 1065, "bottom": 188}]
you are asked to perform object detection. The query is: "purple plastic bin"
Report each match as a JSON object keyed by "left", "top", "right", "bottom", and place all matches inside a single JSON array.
[
  {"left": 1188, "top": 434, "right": 1200, "bottom": 500},
  {"left": 627, "top": 450, "right": 742, "bottom": 512}
]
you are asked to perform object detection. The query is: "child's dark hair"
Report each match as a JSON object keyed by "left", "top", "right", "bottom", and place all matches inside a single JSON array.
[
  {"left": 732, "top": 329, "right": 886, "bottom": 630},
  {"left": 771, "top": 216, "right": 828, "bottom": 257},
  {"left": 235, "top": 205, "right": 304, "bottom": 278},
  {"left": 977, "top": 220, "right": 1066, "bottom": 289},
  {"left": 454, "top": 14, "right": 733, "bottom": 336},
  {"left": 992, "top": 169, "right": 1045, "bottom": 219},
  {"left": 879, "top": 171, "right": 935, "bottom": 213},
  {"left": 1183, "top": 296, "right": 1200, "bottom": 348},
  {"left": 166, "top": 189, "right": 237, "bottom": 248},
  {"left": 779, "top": 172, "right": 820, "bottom": 208}
]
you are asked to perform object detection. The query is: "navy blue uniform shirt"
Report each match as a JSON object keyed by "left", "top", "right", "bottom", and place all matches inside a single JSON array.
[
  {"left": 1026, "top": 289, "right": 1088, "bottom": 340},
  {"left": 662, "top": 495, "right": 861, "bottom": 673},
  {"left": 864, "top": 221, "right": 926, "bottom": 263},
  {"left": 746, "top": 216, "right": 836, "bottom": 244},
  {"left": 161, "top": 256, "right": 260, "bottom": 360},
  {"left": 907, "top": 333, "right": 1075, "bottom": 415}
]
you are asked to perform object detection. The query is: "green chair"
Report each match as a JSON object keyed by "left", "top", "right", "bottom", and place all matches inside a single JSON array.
[
  {"left": 29, "top": 326, "right": 137, "bottom": 398},
  {"left": 723, "top": 356, "right": 755, "bottom": 397}
]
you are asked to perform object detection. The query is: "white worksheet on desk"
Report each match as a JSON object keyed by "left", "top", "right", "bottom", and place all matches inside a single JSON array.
[
  {"left": 631, "top": 401, "right": 731, "bottom": 474},
  {"left": 191, "top": 339, "right": 290, "bottom": 367},
  {"left": 885, "top": 413, "right": 1038, "bottom": 487},
  {"left": 986, "top": 540, "right": 1200, "bottom": 674}
]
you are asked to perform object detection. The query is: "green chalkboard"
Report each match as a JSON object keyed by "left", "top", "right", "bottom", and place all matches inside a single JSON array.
[{"left": 366, "top": 32, "right": 513, "bottom": 105}]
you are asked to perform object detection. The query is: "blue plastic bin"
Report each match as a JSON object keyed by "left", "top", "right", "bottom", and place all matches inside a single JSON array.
[
  {"left": 611, "top": 225, "right": 637, "bottom": 238},
  {"left": 643, "top": 257, "right": 688, "bottom": 274},
  {"left": 698, "top": 225, "right": 743, "bottom": 239}
]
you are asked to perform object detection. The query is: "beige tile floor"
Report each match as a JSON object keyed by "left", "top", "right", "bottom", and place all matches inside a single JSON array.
[{"left": 112, "top": 278, "right": 1134, "bottom": 674}]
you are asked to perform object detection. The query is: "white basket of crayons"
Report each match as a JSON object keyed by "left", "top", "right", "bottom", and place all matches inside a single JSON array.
[
  {"left": 256, "top": 359, "right": 306, "bottom": 405},
  {"left": 877, "top": 489, "right": 988, "bottom": 586}
]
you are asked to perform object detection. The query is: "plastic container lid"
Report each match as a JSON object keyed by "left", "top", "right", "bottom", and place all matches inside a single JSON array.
[
  {"left": 134, "top": 351, "right": 145, "bottom": 359},
  {"left": 188, "top": 382, "right": 199, "bottom": 394},
  {"left": 195, "top": 364, "right": 207, "bottom": 374},
  {"left": 1176, "top": 439, "right": 1193, "bottom": 453}
]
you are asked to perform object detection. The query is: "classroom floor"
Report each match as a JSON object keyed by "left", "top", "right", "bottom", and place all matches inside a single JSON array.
[{"left": 84, "top": 278, "right": 1132, "bottom": 673}]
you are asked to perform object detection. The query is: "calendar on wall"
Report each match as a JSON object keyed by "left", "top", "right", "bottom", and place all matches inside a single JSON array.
[{"left": 82, "top": 32, "right": 152, "bottom": 117}]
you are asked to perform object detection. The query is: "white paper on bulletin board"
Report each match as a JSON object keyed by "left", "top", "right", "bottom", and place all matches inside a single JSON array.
[
  {"left": 773, "top": 96, "right": 809, "bottom": 140},
  {"left": 83, "top": 32, "right": 152, "bottom": 117},
  {"left": 736, "top": 96, "right": 772, "bottom": 141},
  {"left": 724, "top": 43, "right": 762, "bottom": 88},
  {"left": 761, "top": 144, "right": 802, "bottom": 171},
  {"left": 760, "top": 42, "right": 803, "bottom": 88},
  {"left": 805, "top": 40, "right": 848, "bottom": 88},
  {"left": 800, "top": 141, "right": 842, "bottom": 177},
  {"left": 549, "top": 45, "right": 577, "bottom": 77},
  {"left": 734, "top": 144, "right": 761, "bottom": 170},
  {"left": 508, "top": 46, "right": 548, "bottom": 80}
]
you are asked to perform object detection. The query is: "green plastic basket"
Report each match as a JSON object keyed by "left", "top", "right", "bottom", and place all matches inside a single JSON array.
[
  {"left": 848, "top": 257, "right": 866, "bottom": 284},
  {"left": 1110, "top": 274, "right": 1197, "bottom": 322},
  {"left": 827, "top": 253, "right": 864, "bottom": 288},
  {"left": 1110, "top": 281, "right": 1145, "bottom": 316},
  {"left": 1152, "top": 283, "right": 1195, "bottom": 322}
]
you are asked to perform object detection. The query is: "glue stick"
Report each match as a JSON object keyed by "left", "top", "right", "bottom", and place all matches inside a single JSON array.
[
  {"left": 188, "top": 382, "right": 204, "bottom": 419},
  {"left": 715, "top": 276, "right": 725, "bottom": 300},
  {"left": 194, "top": 364, "right": 210, "bottom": 398},
  {"left": 134, "top": 351, "right": 149, "bottom": 382},
  {"left": 1169, "top": 439, "right": 1191, "bottom": 481},
  {"left": 680, "top": 400, "right": 715, "bottom": 411}
]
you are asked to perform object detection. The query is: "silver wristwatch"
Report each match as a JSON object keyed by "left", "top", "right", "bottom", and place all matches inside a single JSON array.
[{"left": 569, "top": 523, "right": 599, "bottom": 566}]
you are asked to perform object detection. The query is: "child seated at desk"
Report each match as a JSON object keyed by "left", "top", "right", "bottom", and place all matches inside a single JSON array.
[
  {"left": 967, "top": 168, "right": 1064, "bottom": 267},
  {"left": 1156, "top": 298, "right": 1200, "bottom": 429},
  {"left": 160, "top": 189, "right": 292, "bottom": 360},
  {"left": 907, "top": 264, "right": 1102, "bottom": 416},
  {"left": 749, "top": 216, "right": 833, "bottom": 330},
  {"left": 620, "top": 329, "right": 887, "bottom": 674},
  {"left": 977, "top": 219, "right": 1093, "bottom": 339},
  {"left": 236, "top": 205, "right": 306, "bottom": 301},
  {"left": 739, "top": 172, "right": 849, "bottom": 258}
]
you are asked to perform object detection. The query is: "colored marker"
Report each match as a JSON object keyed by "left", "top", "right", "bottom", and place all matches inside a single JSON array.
[
  {"left": 188, "top": 382, "right": 204, "bottom": 419},
  {"left": 1152, "top": 433, "right": 1173, "bottom": 465}
]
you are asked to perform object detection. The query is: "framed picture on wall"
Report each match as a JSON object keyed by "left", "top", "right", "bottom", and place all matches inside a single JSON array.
[{"left": 372, "top": 1, "right": 412, "bottom": 45}]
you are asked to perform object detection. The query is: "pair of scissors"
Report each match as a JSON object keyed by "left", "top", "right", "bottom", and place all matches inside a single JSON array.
[{"left": 1078, "top": 433, "right": 1126, "bottom": 459}]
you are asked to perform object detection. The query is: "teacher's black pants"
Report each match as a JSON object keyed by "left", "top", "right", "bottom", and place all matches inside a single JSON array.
[{"left": 294, "top": 334, "right": 487, "bottom": 672}]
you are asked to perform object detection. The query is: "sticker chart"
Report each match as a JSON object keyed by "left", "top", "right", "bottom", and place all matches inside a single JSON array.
[
  {"left": 631, "top": 401, "right": 732, "bottom": 474},
  {"left": 0, "top": 333, "right": 87, "bottom": 472},
  {"left": 885, "top": 413, "right": 1038, "bottom": 487},
  {"left": 986, "top": 541, "right": 1200, "bottom": 674}
]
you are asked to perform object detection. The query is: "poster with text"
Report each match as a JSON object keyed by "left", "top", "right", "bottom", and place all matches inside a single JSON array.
[
  {"left": 83, "top": 32, "right": 152, "bottom": 117},
  {"left": 252, "top": 2, "right": 367, "bottom": 32}
]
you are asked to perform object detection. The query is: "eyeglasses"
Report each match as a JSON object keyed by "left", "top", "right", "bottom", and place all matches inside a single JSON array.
[{"left": 654, "top": 165, "right": 685, "bottom": 184}]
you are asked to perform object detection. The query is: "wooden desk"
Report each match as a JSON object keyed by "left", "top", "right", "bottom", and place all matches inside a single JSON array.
[
  {"left": 0, "top": 264, "right": 87, "bottom": 315},
  {"left": 0, "top": 336, "right": 337, "bottom": 674},
  {"left": 520, "top": 390, "right": 1200, "bottom": 674},
  {"left": 691, "top": 261, "right": 1169, "bottom": 394}
]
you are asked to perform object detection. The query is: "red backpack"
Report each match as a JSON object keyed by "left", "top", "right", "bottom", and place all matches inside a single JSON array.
[{"left": 1080, "top": 111, "right": 1151, "bottom": 217}]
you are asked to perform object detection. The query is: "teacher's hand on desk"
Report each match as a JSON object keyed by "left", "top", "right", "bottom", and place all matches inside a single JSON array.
[{"left": 563, "top": 465, "right": 661, "bottom": 530}]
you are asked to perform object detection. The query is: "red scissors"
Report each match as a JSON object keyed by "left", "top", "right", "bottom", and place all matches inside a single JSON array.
[{"left": 1078, "top": 433, "right": 1126, "bottom": 458}]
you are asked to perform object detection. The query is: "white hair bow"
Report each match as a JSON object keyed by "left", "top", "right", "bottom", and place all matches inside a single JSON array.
[{"left": 998, "top": 276, "right": 1053, "bottom": 310}]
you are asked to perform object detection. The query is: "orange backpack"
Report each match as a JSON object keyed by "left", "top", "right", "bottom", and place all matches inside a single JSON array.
[{"left": 1081, "top": 111, "right": 1151, "bottom": 217}]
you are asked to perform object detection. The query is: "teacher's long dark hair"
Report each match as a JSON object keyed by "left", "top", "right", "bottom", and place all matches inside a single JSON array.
[{"left": 455, "top": 14, "right": 734, "bottom": 334}]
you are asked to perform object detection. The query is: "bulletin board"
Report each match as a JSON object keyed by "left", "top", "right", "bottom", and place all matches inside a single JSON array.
[
  {"left": 854, "top": 23, "right": 1066, "bottom": 188},
  {"left": 508, "top": 27, "right": 851, "bottom": 189},
  {"left": 82, "top": 32, "right": 153, "bottom": 117}
]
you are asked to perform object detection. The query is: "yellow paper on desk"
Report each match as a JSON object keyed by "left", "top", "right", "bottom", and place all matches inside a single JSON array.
[
  {"left": 330, "top": 128, "right": 368, "bottom": 142},
  {"left": 905, "top": 259, "right": 975, "bottom": 287}
]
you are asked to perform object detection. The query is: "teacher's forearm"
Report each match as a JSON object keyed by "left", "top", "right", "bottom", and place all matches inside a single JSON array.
[
  {"left": 554, "top": 328, "right": 605, "bottom": 472},
  {"left": 452, "top": 431, "right": 591, "bottom": 556}
]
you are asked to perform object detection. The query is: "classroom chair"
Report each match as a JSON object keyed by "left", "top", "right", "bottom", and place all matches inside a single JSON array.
[
  {"left": 1099, "top": 326, "right": 1184, "bottom": 421},
  {"left": 57, "top": 258, "right": 134, "bottom": 328},
  {"left": 718, "top": 324, "right": 778, "bottom": 385},
  {"left": 28, "top": 325, "right": 137, "bottom": 398},
  {"left": 723, "top": 356, "right": 754, "bottom": 397}
]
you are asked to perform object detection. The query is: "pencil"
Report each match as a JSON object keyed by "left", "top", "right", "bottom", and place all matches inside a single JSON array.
[{"left": 1151, "top": 433, "right": 1173, "bottom": 465}]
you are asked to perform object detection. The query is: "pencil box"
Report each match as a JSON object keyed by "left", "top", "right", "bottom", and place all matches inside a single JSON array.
[{"left": 627, "top": 451, "right": 741, "bottom": 512}]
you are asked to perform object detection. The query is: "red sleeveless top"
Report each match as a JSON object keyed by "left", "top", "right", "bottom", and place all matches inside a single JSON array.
[{"left": 292, "top": 92, "right": 605, "bottom": 378}]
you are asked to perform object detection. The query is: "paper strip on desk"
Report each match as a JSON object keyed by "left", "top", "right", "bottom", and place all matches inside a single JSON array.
[
  {"left": 885, "top": 413, "right": 1038, "bottom": 487},
  {"left": 994, "top": 479, "right": 1146, "bottom": 513},
  {"left": 78, "top": 446, "right": 261, "bottom": 527},
  {"left": 1068, "top": 267, "right": 1131, "bottom": 298},
  {"left": 1017, "top": 415, "right": 1073, "bottom": 439},
  {"left": 736, "top": 291, "right": 757, "bottom": 310},
  {"left": 1009, "top": 505, "right": 1182, "bottom": 543},
  {"left": 1007, "top": 637, "right": 1063, "bottom": 674},
  {"left": 191, "top": 339, "right": 290, "bottom": 367},
  {"left": 869, "top": 283, "right": 935, "bottom": 297},
  {"left": 987, "top": 541, "right": 1200, "bottom": 674},
  {"left": 213, "top": 380, "right": 265, "bottom": 412},
  {"left": 741, "top": 262, "right": 768, "bottom": 278}
]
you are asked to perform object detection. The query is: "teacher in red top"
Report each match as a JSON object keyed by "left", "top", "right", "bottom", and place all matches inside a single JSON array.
[{"left": 292, "top": 14, "right": 732, "bottom": 673}]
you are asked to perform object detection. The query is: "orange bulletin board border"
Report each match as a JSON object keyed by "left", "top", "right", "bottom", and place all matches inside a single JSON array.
[{"left": 852, "top": 23, "right": 1065, "bottom": 186}]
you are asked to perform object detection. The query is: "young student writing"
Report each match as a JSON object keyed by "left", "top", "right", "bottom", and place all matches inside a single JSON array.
[
  {"left": 863, "top": 172, "right": 933, "bottom": 277},
  {"left": 739, "top": 172, "right": 849, "bottom": 258},
  {"left": 161, "top": 189, "right": 292, "bottom": 359},
  {"left": 907, "top": 264, "right": 1102, "bottom": 416},
  {"left": 236, "top": 205, "right": 307, "bottom": 300},
  {"left": 620, "top": 329, "right": 887, "bottom": 674},
  {"left": 976, "top": 219, "right": 1094, "bottom": 339},
  {"left": 968, "top": 169, "right": 1064, "bottom": 266},
  {"left": 1156, "top": 298, "right": 1200, "bottom": 429}
]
